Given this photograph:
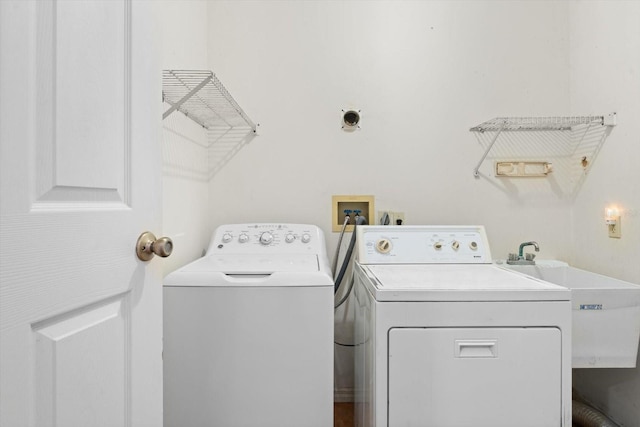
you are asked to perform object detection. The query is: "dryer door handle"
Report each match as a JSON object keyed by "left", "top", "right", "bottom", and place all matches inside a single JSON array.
[{"left": 455, "top": 339, "right": 498, "bottom": 358}]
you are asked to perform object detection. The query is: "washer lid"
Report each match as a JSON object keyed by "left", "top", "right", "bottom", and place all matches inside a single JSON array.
[
  {"left": 360, "top": 264, "right": 570, "bottom": 301},
  {"left": 174, "top": 254, "right": 320, "bottom": 274},
  {"left": 163, "top": 254, "right": 334, "bottom": 287}
]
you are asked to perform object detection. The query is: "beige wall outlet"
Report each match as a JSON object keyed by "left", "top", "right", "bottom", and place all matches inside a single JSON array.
[
  {"left": 608, "top": 218, "right": 621, "bottom": 238},
  {"left": 393, "top": 212, "right": 405, "bottom": 225},
  {"left": 378, "top": 211, "right": 406, "bottom": 226},
  {"left": 332, "top": 195, "right": 375, "bottom": 232}
]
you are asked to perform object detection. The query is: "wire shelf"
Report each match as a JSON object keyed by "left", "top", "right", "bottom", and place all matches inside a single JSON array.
[
  {"left": 162, "top": 70, "right": 256, "bottom": 132},
  {"left": 470, "top": 116, "right": 606, "bottom": 132},
  {"left": 162, "top": 70, "right": 257, "bottom": 180},
  {"left": 469, "top": 114, "right": 616, "bottom": 197}
]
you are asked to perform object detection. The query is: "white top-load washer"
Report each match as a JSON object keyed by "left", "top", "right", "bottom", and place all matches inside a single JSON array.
[
  {"left": 163, "top": 224, "right": 334, "bottom": 427},
  {"left": 353, "top": 226, "right": 572, "bottom": 427}
]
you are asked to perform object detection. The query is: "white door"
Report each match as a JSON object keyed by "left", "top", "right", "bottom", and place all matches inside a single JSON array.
[{"left": 0, "top": 1, "right": 164, "bottom": 426}]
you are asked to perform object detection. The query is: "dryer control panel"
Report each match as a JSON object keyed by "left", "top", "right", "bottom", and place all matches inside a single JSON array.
[
  {"left": 357, "top": 225, "right": 492, "bottom": 264},
  {"left": 207, "top": 223, "right": 326, "bottom": 255}
]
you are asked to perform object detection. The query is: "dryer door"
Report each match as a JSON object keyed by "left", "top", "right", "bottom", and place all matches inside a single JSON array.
[{"left": 388, "top": 327, "right": 562, "bottom": 427}]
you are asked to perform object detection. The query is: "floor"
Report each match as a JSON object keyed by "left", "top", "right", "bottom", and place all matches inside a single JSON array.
[{"left": 334, "top": 402, "right": 354, "bottom": 427}]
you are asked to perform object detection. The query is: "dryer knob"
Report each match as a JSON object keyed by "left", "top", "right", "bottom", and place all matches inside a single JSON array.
[
  {"left": 301, "top": 233, "right": 311, "bottom": 243},
  {"left": 259, "top": 232, "right": 274, "bottom": 245},
  {"left": 222, "top": 233, "right": 233, "bottom": 243},
  {"left": 452, "top": 241, "right": 460, "bottom": 251},
  {"left": 285, "top": 234, "right": 295, "bottom": 243},
  {"left": 238, "top": 233, "right": 249, "bottom": 243},
  {"left": 434, "top": 241, "right": 443, "bottom": 250},
  {"left": 376, "top": 239, "right": 392, "bottom": 254},
  {"left": 469, "top": 241, "right": 478, "bottom": 251}
]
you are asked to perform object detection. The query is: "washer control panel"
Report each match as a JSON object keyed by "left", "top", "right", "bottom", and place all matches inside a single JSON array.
[
  {"left": 357, "top": 225, "right": 492, "bottom": 264},
  {"left": 207, "top": 223, "right": 324, "bottom": 254}
]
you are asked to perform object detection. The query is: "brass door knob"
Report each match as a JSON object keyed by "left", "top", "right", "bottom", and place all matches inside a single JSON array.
[{"left": 136, "top": 232, "right": 173, "bottom": 261}]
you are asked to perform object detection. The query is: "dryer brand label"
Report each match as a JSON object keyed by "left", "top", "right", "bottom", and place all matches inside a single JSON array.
[{"left": 579, "top": 304, "right": 603, "bottom": 310}]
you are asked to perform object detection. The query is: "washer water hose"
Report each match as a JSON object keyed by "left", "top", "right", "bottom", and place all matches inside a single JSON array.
[
  {"left": 331, "top": 215, "right": 350, "bottom": 276},
  {"left": 573, "top": 400, "right": 619, "bottom": 427},
  {"left": 334, "top": 215, "right": 367, "bottom": 294}
]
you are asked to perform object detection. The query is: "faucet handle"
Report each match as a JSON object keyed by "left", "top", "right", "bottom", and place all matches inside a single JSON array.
[
  {"left": 525, "top": 253, "right": 536, "bottom": 261},
  {"left": 508, "top": 253, "right": 519, "bottom": 261}
]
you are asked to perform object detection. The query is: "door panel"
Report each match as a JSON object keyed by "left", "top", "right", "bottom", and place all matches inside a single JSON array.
[
  {"left": 34, "top": 298, "right": 129, "bottom": 427},
  {"left": 0, "top": 1, "right": 162, "bottom": 426},
  {"left": 35, "top": 0, "right": 129, "bottom": 204}
]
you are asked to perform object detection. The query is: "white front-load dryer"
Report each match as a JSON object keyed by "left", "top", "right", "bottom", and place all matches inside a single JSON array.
[
  {"left": 163, "top": 224, "right": 334, "bottom": 427},
  {"left": 353, "top": 226, "right": 572, "bottom": 427}
]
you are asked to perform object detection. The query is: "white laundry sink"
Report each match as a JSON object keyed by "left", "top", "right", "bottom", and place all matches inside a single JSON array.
[{"left": 497, "top": 260, "right": 640, "bottom": 368}]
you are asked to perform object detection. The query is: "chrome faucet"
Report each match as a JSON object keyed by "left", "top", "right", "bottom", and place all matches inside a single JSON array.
[
  {"left": 507, "top": 241, "right": 540, "bottom": 265},
  {"left": 518, "top": 241, "right": 539, "bottom": 258}
]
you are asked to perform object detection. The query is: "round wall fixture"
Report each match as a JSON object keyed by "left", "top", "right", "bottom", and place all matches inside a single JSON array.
[{"left": 342, "top": 109, "right": 361, "bottom": 131}]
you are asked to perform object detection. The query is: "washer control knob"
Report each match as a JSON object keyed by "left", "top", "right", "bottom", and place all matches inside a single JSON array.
[
  {"left": 259, "top": 232, "right": 274, "bottom": 245},
  {"left": 301, "top": 233, "right": 311, "bottom": 243},
  {"left": 376, "top": 239, "right": 392, "bottom": 254},
  {"left": 469, "top": 241, "right": 478, "bottom": 251},
  {"left": 238, "top": 233, "right": 249, "bottom": 243},
  {"left": 434, "top": 241, "right": 443, "bottom": 250},
  {"left": 222, "top": 233, "right": 233, "bottom": 243},
  {"left": 452, "top": 241, "right": 460, "bottom": 251},
  {"left": 285, "top": 234, "right": 295, "bottom": 243}
]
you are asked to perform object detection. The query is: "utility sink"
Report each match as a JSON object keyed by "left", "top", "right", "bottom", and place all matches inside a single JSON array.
[{"left": 497, "top": 260, "right": 640, "bottom": 368}]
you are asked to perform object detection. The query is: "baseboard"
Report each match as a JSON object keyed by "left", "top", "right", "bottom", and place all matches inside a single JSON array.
[{"left": 334, "top": 387, "right": 354, "bottom": 403}]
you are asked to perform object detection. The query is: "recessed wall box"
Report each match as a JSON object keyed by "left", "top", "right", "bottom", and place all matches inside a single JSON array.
[{"left": 332, "top": 195, "right": 374, "bottom": 232}]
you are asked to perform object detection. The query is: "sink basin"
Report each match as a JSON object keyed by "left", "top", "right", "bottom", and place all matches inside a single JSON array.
[{"left": 497, "top": 260, "right": 640, "bottom": 368}]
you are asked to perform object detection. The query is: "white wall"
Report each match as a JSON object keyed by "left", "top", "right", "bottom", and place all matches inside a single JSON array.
[
  {"left": 159, "top": 0, "right": 213, "bottom": 274},
  {"left": 568, "top": 1, "right": 640, "bottom": 426},
  {"left": 204, "top": 0, "right": 574, "bottom": 400}
]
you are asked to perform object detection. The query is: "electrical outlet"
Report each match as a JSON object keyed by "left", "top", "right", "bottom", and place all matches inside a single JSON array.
[
  {"left": 377, "top": 211, "right": 405, "bottom": 226},
  {"left": 393, "top": 212, "right": 405, "bottom": 226},
  {"left": 332, "top": 195, "right": 375, "bottom": 232},
  {"left": 605, "top": 207, "right": 621, "bottom": 238},
  {"left": 608, "top": 219, "right": 621, "bottom": 238}
]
